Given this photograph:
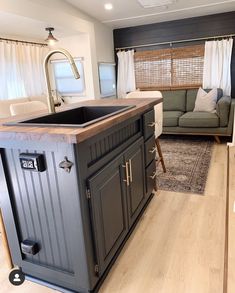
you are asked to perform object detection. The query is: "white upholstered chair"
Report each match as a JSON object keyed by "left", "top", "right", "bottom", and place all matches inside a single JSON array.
[
  {"left": 10, "top": 101, "right": 47, "bottom": 116},
  {"left": 125, "top": 90, "right": 166, "bottom": 173}
]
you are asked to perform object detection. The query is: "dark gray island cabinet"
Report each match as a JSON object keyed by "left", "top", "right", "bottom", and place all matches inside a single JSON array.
[{"left": 0, "top": 99, "right": 160, "bottom": 292}]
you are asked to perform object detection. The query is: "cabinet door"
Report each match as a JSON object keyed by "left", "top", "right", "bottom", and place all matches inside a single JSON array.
[
  {"left": 124, "top": 138, "right": 145, "bottom": 227},
  {"left": 88, "top": 155, "right": 128, "bottom": 274}
]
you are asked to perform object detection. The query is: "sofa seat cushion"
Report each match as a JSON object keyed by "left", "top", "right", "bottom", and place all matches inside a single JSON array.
[
  {"left": 179, "top": 112, "right": 219, "bottom": 128},
  {"left": 163, "top": 111, "right": 184, "bottom": 127}
]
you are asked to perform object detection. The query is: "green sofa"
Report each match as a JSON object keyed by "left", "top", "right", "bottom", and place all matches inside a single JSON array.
[{"left": 162, "top": 88, "right": 235, "bottom": 140}]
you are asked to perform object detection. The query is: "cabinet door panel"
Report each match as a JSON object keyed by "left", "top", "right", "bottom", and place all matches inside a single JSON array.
[
  {"left": 124, "top": 138, "right": 145, "bottom": 227},
  {"left": 88, "top": 155, "right": 128, "bottom": 274}
]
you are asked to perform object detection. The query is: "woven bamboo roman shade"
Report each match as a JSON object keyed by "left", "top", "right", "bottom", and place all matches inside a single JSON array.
[{"left": 134, "top": 44, "right": 204, "bottom": 90}]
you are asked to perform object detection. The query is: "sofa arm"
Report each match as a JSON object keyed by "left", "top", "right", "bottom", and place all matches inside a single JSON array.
[{"left": 216, "top": 95, "right": 231, "bottom": 127}]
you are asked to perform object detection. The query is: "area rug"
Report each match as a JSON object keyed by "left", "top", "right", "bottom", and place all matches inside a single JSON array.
[{"left": 156, "top": 136, "right": 214, "bottom": 194}]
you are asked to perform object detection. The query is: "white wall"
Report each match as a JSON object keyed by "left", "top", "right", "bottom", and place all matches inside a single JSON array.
[
  {"left": 0, "top": 0, "right": 115, "bottom": 100},
  {"left": 94, "top": 23, "right": 114, "bottom": 63},
  {"left": 52, "top": 27, "right": 115, "bottom": 100},
  {"left": 53, "top": 34, "right": 95, "bottom": 100}
]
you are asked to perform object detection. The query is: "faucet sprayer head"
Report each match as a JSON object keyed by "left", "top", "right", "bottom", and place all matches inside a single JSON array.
[{"left": 71, "top": 62, "right": 80, "bottom": 79}]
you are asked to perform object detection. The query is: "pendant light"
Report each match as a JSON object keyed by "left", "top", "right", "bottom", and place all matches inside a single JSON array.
[{"left": 45, "top": 27, "right": 58, "bottom": 46}]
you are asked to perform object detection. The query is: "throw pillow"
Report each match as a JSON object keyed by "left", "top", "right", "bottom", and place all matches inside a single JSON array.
[{"left": 193, "top": 88, "right": 218, "bottom": 113}]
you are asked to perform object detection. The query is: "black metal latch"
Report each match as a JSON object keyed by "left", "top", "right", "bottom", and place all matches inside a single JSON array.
[{"left": 59, "top": 157, "right": 73, "bottom": 173}]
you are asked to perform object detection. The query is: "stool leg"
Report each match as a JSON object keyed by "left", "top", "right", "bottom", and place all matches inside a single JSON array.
[
  {"left": 0, "top": 209, "right": 13, "bottom": 269},
  {"left": 155, "top": 138, "right": 166, "bottom": 173}
]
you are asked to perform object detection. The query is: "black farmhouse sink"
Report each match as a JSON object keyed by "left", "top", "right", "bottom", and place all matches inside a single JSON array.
[{"left": 5, "top": 105, "right": 135, "bottom": 128}]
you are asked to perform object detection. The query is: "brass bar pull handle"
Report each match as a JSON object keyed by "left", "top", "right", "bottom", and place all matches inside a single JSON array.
[
  {"left": 148, "top": 122, "right": 156, "bottom": 127},
  {"left": 149, "top": 147, "right": 157, "bottom": 154},
  {"left": 129, "top": 159, "right": 133, "bottom": 182},
  {"left": 149, "top": 171, "right": 157, "bottom": 180},
  {"left": 122, "top": 162, "right": 130, "bottom": 186}
]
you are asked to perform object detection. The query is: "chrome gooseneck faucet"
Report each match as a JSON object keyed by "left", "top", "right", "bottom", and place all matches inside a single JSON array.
[{"left": 43, "top": 48, "right": 80, "bottom": 113}]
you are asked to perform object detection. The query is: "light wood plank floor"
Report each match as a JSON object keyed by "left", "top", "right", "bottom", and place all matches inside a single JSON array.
[{"left": 0, "top": 143, "right": 227, "bottom": 293}]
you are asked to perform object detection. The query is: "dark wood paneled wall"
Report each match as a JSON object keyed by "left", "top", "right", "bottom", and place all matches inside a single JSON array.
[{"left": 114, "top": 12, "right": 235, "bottom": 97}]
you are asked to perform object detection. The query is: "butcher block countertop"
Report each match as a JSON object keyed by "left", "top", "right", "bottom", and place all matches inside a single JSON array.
[{"left": 0, "top": 98, "right": 162, "bottom": 144}]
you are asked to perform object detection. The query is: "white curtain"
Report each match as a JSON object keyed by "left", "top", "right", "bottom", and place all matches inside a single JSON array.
[
  {"left": 203, "top": 38, "right": 233, "bottom": 96},
  {"left": 117, "top": 50, "right": 136, "bottom": 98},
  {"left": 0, "top": 41, "right": 48, "bottom": 100}
]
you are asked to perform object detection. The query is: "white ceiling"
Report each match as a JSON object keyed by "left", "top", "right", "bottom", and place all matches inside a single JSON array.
[
  {"left": 65, "top": 0, "right": 235, "bottom": 28},
  {"left": 0, "top": 0, "right": 234, "bottom": 41},
  {"left": 0, "top": 11, "right": 77, "bottom": 42}
]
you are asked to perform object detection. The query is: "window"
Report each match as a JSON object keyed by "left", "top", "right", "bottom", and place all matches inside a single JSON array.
[
  {"left": 134, "top": 44, "right": 204, "bottom": 90},
  {"left": 98, "top": 63, "right": 116, "bottom": 98},
  {"left": 52, "top": 58, "right": 85, "bottom": 96}
]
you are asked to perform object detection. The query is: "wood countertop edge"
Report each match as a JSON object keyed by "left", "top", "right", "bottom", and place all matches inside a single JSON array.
[{"left": 0, "top": 98, "right": 162, "bottom": 144}]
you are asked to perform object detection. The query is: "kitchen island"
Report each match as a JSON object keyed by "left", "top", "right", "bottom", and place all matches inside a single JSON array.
[{"left": 0, "top": 98, "right": 162, "bottom": 293}]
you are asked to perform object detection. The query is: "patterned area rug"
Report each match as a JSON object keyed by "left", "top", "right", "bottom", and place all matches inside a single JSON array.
[{"left": 156, "top": 136, "right": 214, "bottom": 195}]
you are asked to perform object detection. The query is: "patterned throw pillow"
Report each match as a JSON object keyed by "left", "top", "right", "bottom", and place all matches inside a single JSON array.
[{"left": 193, "top": 87, "right": 218, "bottom": 113}]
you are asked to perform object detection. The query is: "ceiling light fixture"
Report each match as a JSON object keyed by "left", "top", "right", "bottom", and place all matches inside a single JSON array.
[
  {"left": 45, "top": 27, "right": 58, "bottom": 46},
  {"left": 104, "top": 3, "right": 113, "bottom": 10},
  {"left": 138, "top": 0, "right": 176, "bottom": 8}
]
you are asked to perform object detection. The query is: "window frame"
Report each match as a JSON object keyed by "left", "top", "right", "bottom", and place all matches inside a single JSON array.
[{"left": 51, "top": 57, "right": 86, "bottom": 97}]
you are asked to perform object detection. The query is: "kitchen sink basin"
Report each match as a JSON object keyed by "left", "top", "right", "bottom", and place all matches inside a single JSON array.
[{"left": 5, "top": 105, "right": 135, "bottom": 128}]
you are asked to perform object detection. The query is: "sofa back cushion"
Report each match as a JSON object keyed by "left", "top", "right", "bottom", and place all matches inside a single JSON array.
[
  {"left": 186, "top": 88, "right": 223, "bottom": 112},
  {"left": 186, "top": 89, "right": 198, "bottom": 112},
  {"left": 162, "top": 90, "right": 186, "bottom": 112}
]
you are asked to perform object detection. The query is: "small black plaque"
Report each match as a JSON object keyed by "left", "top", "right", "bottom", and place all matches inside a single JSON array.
[{"left": 19, "top": 153, "right": 46, "bottom": 172}]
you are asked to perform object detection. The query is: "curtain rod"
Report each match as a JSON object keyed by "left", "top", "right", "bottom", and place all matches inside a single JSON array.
[
  {"left": 0, "top": 37, "right": 48, "bottom": 47},
  {"left": 115, "top": 33, "right": 235, "bottom": 51}
]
